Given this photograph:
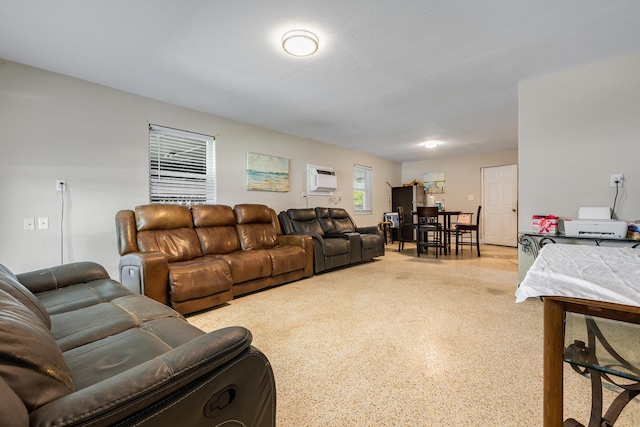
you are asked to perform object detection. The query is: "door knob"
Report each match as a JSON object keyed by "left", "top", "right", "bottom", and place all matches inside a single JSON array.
[{"left": 512, "top": 209, "right": 516, "bottom": 212}]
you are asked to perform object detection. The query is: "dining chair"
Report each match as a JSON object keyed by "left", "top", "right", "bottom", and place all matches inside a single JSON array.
[
  {"left": 396, "top": 206, "right": 412, "bottom": 251},
  {"left": 455, "top": 205, "right": 481, "bottom": 256},
  {"left": 416, "top": 206, "right": 444, "bottom": 257}
]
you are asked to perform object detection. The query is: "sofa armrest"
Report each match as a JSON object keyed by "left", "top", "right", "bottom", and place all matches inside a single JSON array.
[
  {"left": 356, "top": 226, "right": 382, "bottom": 236},
  {"left": 293, "top": 231, "right": 328, "bottom": 249},
  {"left": 277, "top": 234, "right": 314, "bottom": 277},
  {"left": 119, "top": 252, "right": 170, "bottom": 305},
  {"left": 29, "top": 327, "right": 267, "bottom": 427},
  {"left": 0, "top": 377, "right": 28, "bottom": 427},
  {"left": 16, "top": 262, "right": 110, "bottom": 294},
  {"left": 324, "top": 231, "right": 352, "bottom": 239}
]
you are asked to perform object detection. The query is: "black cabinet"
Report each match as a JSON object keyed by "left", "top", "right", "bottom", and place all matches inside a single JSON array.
[{"left": 392, "top": 185, "right": 426, "bottom": 241}]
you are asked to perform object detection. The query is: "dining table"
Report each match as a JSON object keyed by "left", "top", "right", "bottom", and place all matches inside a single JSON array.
[{"left": 437, "top": 210, "right": 461, "bottom": 254}]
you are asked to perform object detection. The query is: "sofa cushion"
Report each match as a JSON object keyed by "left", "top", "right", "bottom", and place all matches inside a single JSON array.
[
  {"left": 0, "top": 289, "right": 73, "bottom": 411},
  {"left": 137, "top": 228, "right": 204, "bottom": 262},
  {"left": 323, "top": 238, "right": 352, "bottom": 256},
  {"left": 49, "top": 290, "right": 186, "bottom": 352},
  {"left": 237, "top": 223, "right": 278, "bottom": 250},
  {"left": 35, "top": 278, "right": 132, "bottom": 315},
  {"left": 64, "top": 327, "right": 172, "bottom": 390},
  {"left": 135, "top": 204, "right": 203, "bottom": 262},
  {"left": 168, "top": 258, "right": 232, "bottom": 303},
  {"left": 197, "top": 226, "right": 242, "bottom": 254},
  {"left": 51, "top": 302, "right": 138, "bottom": 351},
  {"left": 314, "top": 207, "right": 337, "bottom": 234},
  {"left": 328, "top": 208, "right": 357, "bottom": 233},
  {"left": 213, "top": 250, "right": 272, "bottom": 284},
  {"left": 234, "top": 204, "right": 273, "bottom": 225},
  {"left": 63, "top": 318, "right": 206, "bottom": 391},
  {"left": 267, "top": 245, "right": 307, "bottom": 275},
  {"left": 287, "top": 208, "right": 325, "bottom": 236},
  {"left": 235, "top": 205, "right": 278, "bottom": 250},
  {"left": 135, "top": 204, "right": 193, "bottom": 231},
  {"left": 191, "top": 204, "right": 236, "bottom": 227},
  {"left": 0, "top": 263, "right": 51, "bottom": 328},
  {"left": 192, "top": 205, "right": 242, "bottom": 254}
]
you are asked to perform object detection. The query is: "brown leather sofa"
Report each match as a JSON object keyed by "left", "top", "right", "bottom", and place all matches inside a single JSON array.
[
  {"left": 116, "top": 203, "right": 312, "bottom": 314},
  {"left": 278, "top": 207, "right": 384, "bottom": 273},
  {"left": 0, "top": 261, "right": 275, "bottom": 427}
]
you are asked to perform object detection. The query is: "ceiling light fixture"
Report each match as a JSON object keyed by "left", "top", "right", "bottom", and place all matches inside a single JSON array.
[
  {"left": 282, "top": 30, "right": 319, "bottom": 57},
  {"left": 423, "top": 140, "right": 441, "bottom": 149}
]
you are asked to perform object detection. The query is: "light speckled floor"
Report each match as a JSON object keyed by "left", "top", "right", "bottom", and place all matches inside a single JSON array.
[{"left": 188, "top": 244, "right": 640, "bottom": 426}]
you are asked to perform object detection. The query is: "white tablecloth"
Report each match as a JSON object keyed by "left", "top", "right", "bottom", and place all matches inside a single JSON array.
[{"left": 515, "top": 244, "right": 640, "bottom": 307}]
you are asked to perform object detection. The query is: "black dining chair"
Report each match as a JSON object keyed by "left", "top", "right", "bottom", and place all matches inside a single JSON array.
[
  {"left": 455, "top": 205, "right": 481, "bottom": 256},
  {"left": 397, "top": 206, "right": 413, "bottom": 251},
  {"left": 416, "top": 206, "right": 444, "bottom": 257}
]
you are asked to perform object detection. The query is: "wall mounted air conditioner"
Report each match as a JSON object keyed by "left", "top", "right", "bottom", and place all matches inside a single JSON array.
[{"left": 307, "top": 164, "right": 337, "bottom": 193}]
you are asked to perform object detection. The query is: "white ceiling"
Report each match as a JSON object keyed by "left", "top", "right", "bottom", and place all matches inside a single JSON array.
[{"left": 2, "top": 1, "right": 640, "bottom": 163}]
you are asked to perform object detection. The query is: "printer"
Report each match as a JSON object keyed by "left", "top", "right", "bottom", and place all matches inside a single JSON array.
[{"left": 563, "top": 207, "right": 628, "bottom": 239}]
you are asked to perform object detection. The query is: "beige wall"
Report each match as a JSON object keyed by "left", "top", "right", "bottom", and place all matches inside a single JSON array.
[
  {"left": 402, "top": 149, "right": 518, "bottom": 216},
  {"left": 0, "top": 60, "right": 401, "bottom": 278},
  {"left": 518, "top": 52, "right": 640, "bottom": 279}
]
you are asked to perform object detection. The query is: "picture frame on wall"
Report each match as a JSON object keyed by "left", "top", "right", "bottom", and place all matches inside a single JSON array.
[
  {"left": 246, "top": 152, "right": 290, "bottom": 192},
  {"left": 423, "top": 171, "right": 445, "bottom": 194}
]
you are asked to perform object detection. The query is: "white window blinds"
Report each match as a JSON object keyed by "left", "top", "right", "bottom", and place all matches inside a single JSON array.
[
  {"left": 149, "top": 124, "right": 216, "bottom": 205},
  {"left": 353, "top": 164, "right": 372, "bottom": 214}
]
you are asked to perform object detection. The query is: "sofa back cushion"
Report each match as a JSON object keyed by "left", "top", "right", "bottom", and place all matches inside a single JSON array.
[
  {"left": 287, "top": 208, "right": 325, "bottom": 236},
  {"left": 270, "top": 208, "right": 283, "bottom": 236},
  {"left": 0, "top": 289, "right": 73, "bottom": 412},
  {"left": 234, "top": 204, "right": 278, "bottom": 250},
  {"left": 192, "top": 205, "right": 242, "bottom": 255},
  {"left": 329, "top": 208, "right": 357, "bottom": 233},
  {"left": 314, "top": 207, "right": 337, "bottom": 234},
  {"left": 0, "top": 264, "right": 51, "bottom": 329},
  {"left": 135, "top": 204, "right": 193, "bottom": 230},
  {"left": 135, "top": 205, "right": 203, "bottom": 262}
]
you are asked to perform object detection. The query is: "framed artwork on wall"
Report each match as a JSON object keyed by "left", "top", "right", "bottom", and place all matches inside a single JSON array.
[
  {"left": 246, "top": 152, "right": 290, "bottom": 192},
  {"left": 423, "top": 171, "right": 445, "bottom": 194}
]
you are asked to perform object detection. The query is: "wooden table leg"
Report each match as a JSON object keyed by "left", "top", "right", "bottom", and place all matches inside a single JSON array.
[{"left": 544, "top": 298, "right": 565, "bottom": 427}]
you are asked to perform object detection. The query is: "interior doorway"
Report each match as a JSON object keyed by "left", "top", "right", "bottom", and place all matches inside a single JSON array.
[{"left": 482, "top": 164, "right": 518, "bottom": 247}]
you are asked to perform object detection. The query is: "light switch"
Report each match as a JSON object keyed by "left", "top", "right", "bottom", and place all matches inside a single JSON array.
[{"left": 38, "top": 217, "right": 49, "bottom": 230}]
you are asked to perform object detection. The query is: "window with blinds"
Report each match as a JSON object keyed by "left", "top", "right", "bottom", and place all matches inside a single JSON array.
[
  {"left": 353, "top": 164, "right": 373, "bottom": 214},
  {"left": 149, "top": 124, "right": 216, "bottom": 206}
]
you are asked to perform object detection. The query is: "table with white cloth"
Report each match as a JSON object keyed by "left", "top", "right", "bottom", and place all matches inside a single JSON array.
[{"left": 516, "top": 244, "right": 640, "bottom": 427}]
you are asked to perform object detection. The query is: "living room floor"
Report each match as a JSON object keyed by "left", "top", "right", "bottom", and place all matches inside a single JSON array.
[{"left": 189, "top": 243, "right": 640, "bottom": 426}]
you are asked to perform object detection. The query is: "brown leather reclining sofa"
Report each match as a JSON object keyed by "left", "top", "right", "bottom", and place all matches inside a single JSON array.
[
  {"left": 116, "top": 203, "right": 312, "bottom": 314},
  {"left": 0, "top": 261, "right": 275, "bottom": 427},
  {"left": 278, "top": 207, "right": 385, "bottom": 273}
]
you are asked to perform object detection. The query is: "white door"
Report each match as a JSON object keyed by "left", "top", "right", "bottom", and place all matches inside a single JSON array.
[{"left": 482, "top": 164, "right": 518, "bottom": 246}]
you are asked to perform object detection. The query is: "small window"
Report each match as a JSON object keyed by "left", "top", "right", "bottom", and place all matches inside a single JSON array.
[
  {"left": 149, "top": 124, "right": 216, "bottom": 205},
  {"left": 353, "top": 164, "right": 373, "bottom": 214}
]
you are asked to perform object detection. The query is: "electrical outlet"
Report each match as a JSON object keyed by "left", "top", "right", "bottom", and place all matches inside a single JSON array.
[
  {"left": 56, "top": 179, "right": 67, "bottom": 191},
  {"left": 38, "top": 217, "right": 49, "bottom": 230},
  {"left": 23, "top": 218, "right": 35, "bottom": 230},
  {"left": 610, "top": 174, "right": 624, "bottom": 187}
]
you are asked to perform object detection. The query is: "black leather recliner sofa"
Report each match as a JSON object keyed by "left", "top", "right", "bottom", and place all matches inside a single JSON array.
[
  {"left": 278, "top": 207, "right": 384, "bottom": 273},
  {"left": 0, "top": 261, "right": 275, "bottom": 427}
]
